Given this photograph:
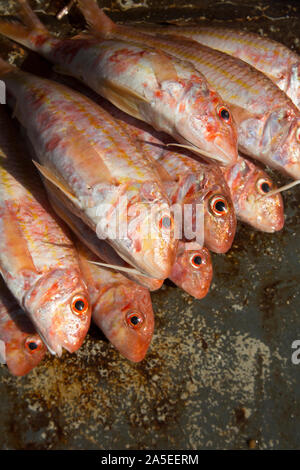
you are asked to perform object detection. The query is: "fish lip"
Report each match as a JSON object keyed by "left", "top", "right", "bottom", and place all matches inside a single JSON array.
[
  {"left": 37, "top": 330, "right": 63, "bottom": 356},
  {"left": 174, "top": 134, "right": 237, "bottom": 166},
  {"left": 214, "top": 135, "right": 238, "bottom": 166}
]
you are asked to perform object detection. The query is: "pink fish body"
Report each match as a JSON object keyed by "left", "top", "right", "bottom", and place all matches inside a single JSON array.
[
  {"left": 170, "top": 241, "right": 213, "bottom": 299},
  {"left": 0, "top": 107, "right": 91, "bottom": 356},
  {"left": 168, "top": 26, "right": 300, "bottom": 110},
  {"left": 77, "top": 243, "right": 154, "bottom": 362},
  {"left": 0, "top": 0, "right": 238, "bottom": 166},
  {"left": 221, "top": 155, "right": 284, "bottom": 232},
  {"left": 0, "top": 278, "right": 46, "bottom": 376},
  {"left": 0, "top": 61, "right": 176, "bottom": 280},
  {"left": 50, "top": 192, "right": 163, "bottom": 291},
  {"left": 128, "top": 26, "right": 300, "bottom": 179}
]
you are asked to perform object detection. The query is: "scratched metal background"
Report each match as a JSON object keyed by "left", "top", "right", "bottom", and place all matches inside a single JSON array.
[{"left": 0, "top": 0, "right": 300, "bottom": 450}]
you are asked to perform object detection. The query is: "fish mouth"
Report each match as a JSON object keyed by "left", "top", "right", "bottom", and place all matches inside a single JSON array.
[
  {"left": 111, "top": 239, "right": 174, "bottom": 280},
  {"left": 214, "top": 135, "right": 238, "bottom": 167}
]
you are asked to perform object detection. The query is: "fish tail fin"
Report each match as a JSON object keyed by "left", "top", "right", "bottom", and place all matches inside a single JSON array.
[
  {"left": 0, "top": 0, "right": 51, "bottom": 51},
  {"left": 77, "top": 0, "right": 116, "bottom": 37}
]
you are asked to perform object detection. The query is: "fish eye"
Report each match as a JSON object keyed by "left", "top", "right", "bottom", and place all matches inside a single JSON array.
[
  {"left": 256, "top": 178, "right": 272, "bottom": 195},
  {"left": 218, "top": 105, "right": 231, "bottom": 122},
  {"left": 209, "top": 195, "right": 228, "bottom": 217},
  {"left": 190, "top": 253, "right": 202, "bottom": 268},
  {"left": 126, "top": 311, "right": 144, "bottom": 329},
  {"left": 158, "top": 213, "right": 173, "bottom": 231},
  {"left": 296, "top": 127, "right": 300, "bottom": 143},
  {"left": 71, "top": 295, "right": 89, "bottom": 316},
  {"left": 24, "top": 337, "right": 43, "bottom": 354}
]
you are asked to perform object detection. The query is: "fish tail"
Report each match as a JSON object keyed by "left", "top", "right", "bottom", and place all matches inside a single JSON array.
[
  {"left": 0, "top": 0, "right": 51, "bottom": 51},
  {"left": 77, "top": 0, "right": 116, "bottom": 37}
]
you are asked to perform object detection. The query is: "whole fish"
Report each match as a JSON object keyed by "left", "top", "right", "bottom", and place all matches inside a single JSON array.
[
  {"left": 0, "top": 60, "right": 176, "bottom": 280},
  {"left": 0, "top": 277, "right": 46, "bottom": 376},
  {"left": 94, "top": 17, "right": 300, "bottom": 179},
  {"left": 164, "top": 26, "right": 300, "bottom": 110},
  {"left": 0, "top": 107, "right": 91, "bottom": 355},
  {"left": 0, "top": 0, "right": 238, "bottom": 166},
  {"left": 77, "top": 242, "right": 154, "bottom": 362},
  {"left": 170, "top": 241, "right": 213, "bottom": 299},
  {"left": 221, "top": 155, "right": 284, "bottom": 232}
]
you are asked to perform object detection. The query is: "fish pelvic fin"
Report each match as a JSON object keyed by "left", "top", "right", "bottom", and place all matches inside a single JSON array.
[
  {"left": 77, "top": 0, "right": 115, "bottom": 38},
  {"left": 32, "top": 160, "right": 79, "bottom": 207},
  {"left": 0, "top": 0, "right": 51, "bottom": 52},
  {"left": 99, "top": 78, "right": 149, "bottom": 121}
]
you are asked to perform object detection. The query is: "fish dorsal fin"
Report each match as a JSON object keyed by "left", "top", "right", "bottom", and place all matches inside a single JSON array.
[
  {"left": 32, "top": 160, "right": 79, "bottom": 206},
  {"left": 18, "top": 0, "right": 49, "bottom": 34},
  {"left": 99, "top": 78, "right": 149, "bottom": 121}
]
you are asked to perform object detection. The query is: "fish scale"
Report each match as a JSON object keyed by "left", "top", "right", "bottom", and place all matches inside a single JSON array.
[{"left": 168, "top": 26, "right": 300, "bottom": 110}]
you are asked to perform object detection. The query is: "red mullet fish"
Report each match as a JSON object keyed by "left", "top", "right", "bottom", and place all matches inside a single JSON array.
[{"left": 0, "top": 107, "right": 91, "bottom": 356}]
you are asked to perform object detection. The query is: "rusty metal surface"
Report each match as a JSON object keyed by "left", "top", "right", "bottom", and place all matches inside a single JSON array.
[{"left": 0, "top": 0, "right": 300, "bottom": 450}]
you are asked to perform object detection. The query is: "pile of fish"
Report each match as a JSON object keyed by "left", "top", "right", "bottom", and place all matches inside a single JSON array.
[{"left": 0, "top": 0, "right": 298, "bottom": 376}]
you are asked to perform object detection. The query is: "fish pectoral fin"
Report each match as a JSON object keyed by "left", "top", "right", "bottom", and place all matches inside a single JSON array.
[
  {"left": 52, "top": 64, "right": 74, "bottom": 78},
  {"left": 150, "top": 51, "right": 178, "bottom": 85},
  {"left": 142, "top": 151, "right": 173, "bottom": 182},
  {"left": 32, "top": 160, "right": 79, "bottom": 206},
  {"left": 99, "top": 78, "right": 149, "bottom": 121},
  {"left": 228, "top": 103, "right": 256, "bottom": 124}
]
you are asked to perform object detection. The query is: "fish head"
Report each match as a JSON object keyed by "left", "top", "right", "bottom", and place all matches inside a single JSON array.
[
  {"left": 183, "top": 166, "right": 236, "bottom": 253},
  {"left": 170, "top": 242, "right": 212, "bottom": 299},
  {"left": 236, "top": 167, "right": 284, "bottom": 232},
  {"left": 4, "top": 330, "right": 46, "bottom": 377},
  {"left": 93, "top": 280, "right": 154, "bottom": 362},
  {"left": 1, "top": 307, "right": 46, "bottom": 376},
  {"left": 263, "top": 109, "right": 300, "bottom": 179},
  {"left": 174, "top": 82, "right": 238, "bottom": 166},
  {"left": 24, "top": 268, "right": 91, "bottom": 356},
  {"left": 109, "top": 181, "right": 177, "bottom": 279}
]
